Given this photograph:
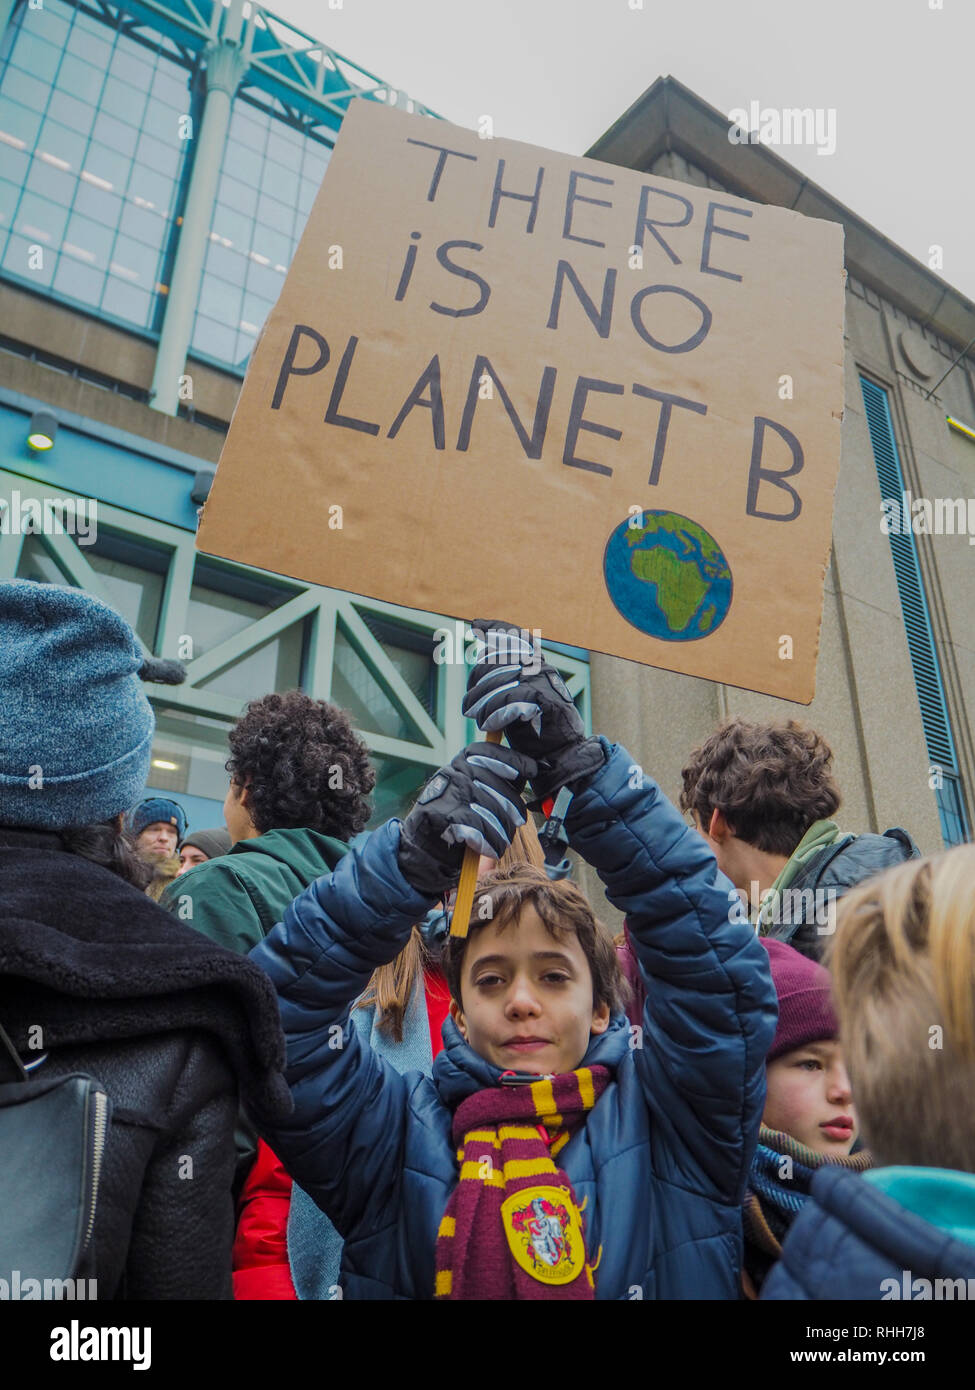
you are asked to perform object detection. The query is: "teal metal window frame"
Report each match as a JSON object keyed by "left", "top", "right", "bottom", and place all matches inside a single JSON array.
[
  {"left": 1, "top": 0, "right": 441, "bottom": 371},
  {"left": 1, "top": 448, "right": 592, "bottom": 815},
  {"left": 0, "top": 0, "right": 201, "bottom": 335},
  {"left": 859, "top": 374, "right": 969, "bottom": 846}
]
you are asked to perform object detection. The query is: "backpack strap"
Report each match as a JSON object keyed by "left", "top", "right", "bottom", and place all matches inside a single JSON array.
[
  {"left": 765, "top": 835, "right": 859, "bottom": 944},
  {"left": 788, "top": 834, "right": 857, "bottom": 892},
  {"left": 0, "top": 1023, "right": 27, "bottom": 1084}
]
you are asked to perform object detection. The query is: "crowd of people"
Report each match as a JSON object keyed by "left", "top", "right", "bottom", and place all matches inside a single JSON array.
[
  {"left": 123, "top": 796, "right": 230, "bottom": 901},
  {"left": 2, "top": 577, "right": 974, "bottom": 1301}
]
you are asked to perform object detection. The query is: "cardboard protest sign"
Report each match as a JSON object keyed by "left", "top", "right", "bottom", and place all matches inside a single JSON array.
[{"left": 197, "top": 100, "right": 845, "bottom": 702}]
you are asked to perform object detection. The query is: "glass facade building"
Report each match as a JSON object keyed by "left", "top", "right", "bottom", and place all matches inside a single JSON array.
[
  {"left": 0, "top": 2, "right": 194, "bottom": 336},
  {"left": 0, "top": 0, "right": 591, "bottom": 831},
  {"left": 192, "top": 100, "right": 329, "bottom": 369},
  {"left": 0, "top": 0, "right": 337, "bottom": 370}
]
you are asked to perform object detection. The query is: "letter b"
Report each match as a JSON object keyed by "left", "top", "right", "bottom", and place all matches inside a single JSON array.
[{"left": 746, "top": 416, "right": 804, "bottom": 521}]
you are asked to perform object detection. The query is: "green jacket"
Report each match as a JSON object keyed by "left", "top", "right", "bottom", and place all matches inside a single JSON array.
[{"left": 160, "top": 827, "right": 349, "bottom": 954}]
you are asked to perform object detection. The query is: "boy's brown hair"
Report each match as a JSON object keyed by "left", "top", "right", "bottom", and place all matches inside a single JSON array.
[
  {"left": 825, "top": 846, "right": 975, "bottom": 1172},
  {"left": 443, "top": 864, "right": 629, "bottom": 1017},
  {"left": 679, "top": 717, "right": 841, "bottom": 856}
]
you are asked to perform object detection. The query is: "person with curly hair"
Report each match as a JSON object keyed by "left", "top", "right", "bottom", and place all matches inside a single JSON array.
[
  {"left": 161, "top": 690, "right": 375, "bottom": 954},
  {"left": 158, "top": 690, "right": 377, "bottom": 1292},
  {"left": 678, "top": 718, "right": 919, "bottom": 961},
  {"left": 618, "top": 718, "right": 919, "bottom": 1025}
]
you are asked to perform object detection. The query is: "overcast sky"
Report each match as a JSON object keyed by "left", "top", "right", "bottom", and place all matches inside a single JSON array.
[{"left": 268, "top": 0, "right": 975, "bottom": 308}]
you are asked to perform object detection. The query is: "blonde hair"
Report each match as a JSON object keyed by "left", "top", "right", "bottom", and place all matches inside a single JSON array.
[
  {"left": 825, "top": 845, "right": 975, "bottom": 1170},
  {"left": 355, "top": 818, "right": 548, "bottom": 1041}
]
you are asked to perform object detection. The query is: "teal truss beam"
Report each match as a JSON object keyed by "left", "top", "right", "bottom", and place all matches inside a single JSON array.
[{"left": 92, "top": 0, "right": 440, "bottom": 137}]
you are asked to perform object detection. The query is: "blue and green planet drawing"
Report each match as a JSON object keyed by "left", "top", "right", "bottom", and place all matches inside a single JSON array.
[{"left": 603, "top": 510, "right": 733, "bottom": 642}]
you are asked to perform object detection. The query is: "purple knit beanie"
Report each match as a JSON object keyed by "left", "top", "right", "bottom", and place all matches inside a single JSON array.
[{"left": 761, "top": 938, "right": 838, "bottom": 1061}]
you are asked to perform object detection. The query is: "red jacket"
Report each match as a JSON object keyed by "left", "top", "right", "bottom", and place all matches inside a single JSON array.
[{"left": 232, "top": 1140, "right": 297, "bottom": 1300}]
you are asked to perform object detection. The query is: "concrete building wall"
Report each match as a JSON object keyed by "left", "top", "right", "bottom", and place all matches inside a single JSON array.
[
  {"left": 841, "top": 277, "right": 975, "bottom": 841},
  {"left": 0, "top": 281, "right": 238, "bottom": 456}
]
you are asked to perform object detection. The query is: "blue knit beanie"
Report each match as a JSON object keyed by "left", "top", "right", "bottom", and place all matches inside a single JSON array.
[
  {"left": 0, "top": 580, "right": 183, "bottom": 829},
  {"left": 129, "top": 797, "right": 188, "bottom": 841}
]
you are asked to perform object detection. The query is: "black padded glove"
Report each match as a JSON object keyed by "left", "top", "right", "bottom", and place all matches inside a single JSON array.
[
  {"left": 397, "top": 742, "right": 538, "bottom": 897},
  {"left": 462, "top": 620, "right": 607, "bottom": 802}
]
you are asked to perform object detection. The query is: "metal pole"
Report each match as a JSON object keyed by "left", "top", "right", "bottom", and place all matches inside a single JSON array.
[
  {"left": 923, "top": 330, "right": 975, "bottom": 401},
  {"left": 149, "top": 18, "right": 246, "bottom": 415},
  {"left": 0, "top": 0, "right": 19, "bottom": 51}
]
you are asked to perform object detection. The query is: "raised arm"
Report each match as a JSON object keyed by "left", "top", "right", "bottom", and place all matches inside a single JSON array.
[
  {"left": 248, "top": 742, "right": 537, "bottom": 1238},
  {"left": 565, "top": 740, "right": 776, "bottom": 1204},
  {"left": 248, "top": 821, "right": 427, "bottom": 1238}
]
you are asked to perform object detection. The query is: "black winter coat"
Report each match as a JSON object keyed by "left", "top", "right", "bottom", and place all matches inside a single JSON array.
[
  {"left": 0, "top": 828, "right": 292, "bottom": 1300},
  {"left": 763, "top": 828, "right": 920, "bottom": 961}
]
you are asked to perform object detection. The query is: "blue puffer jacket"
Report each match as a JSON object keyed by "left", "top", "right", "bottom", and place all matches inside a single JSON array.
[
  {"left": 251, "top": 741, "right": 777, "bottom": 1300},
  {"left": 763, "top": 1166, "right": 975, "bottom": 1299}
]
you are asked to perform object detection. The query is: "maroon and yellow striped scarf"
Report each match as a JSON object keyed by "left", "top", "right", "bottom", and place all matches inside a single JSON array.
[{"left": 435, "top": 1066, "right": 610, "bottom": 1300}]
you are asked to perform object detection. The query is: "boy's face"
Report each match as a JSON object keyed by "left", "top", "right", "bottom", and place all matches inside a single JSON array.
[
  {"left": 449, "top": 904, "right": 610, "bottom": 1076},
  {"left": 763, "top": 1039, "right": 857, "bottom": 1156}
]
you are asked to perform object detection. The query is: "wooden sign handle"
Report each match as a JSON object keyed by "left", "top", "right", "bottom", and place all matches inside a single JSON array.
[{"left": 448, "top": 728, "right": 503, "bottom": 939}]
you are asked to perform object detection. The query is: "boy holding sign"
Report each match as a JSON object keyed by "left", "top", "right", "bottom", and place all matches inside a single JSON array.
[{"left": 249, "top": 621, "right": 776, "bottom": 1299}]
